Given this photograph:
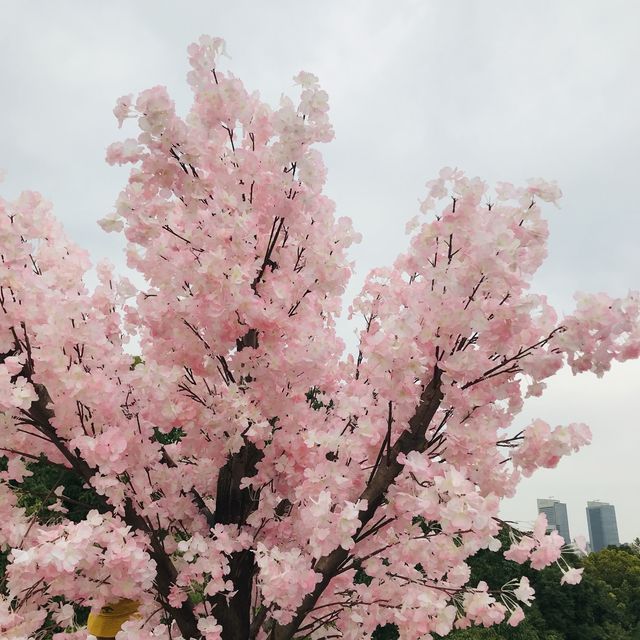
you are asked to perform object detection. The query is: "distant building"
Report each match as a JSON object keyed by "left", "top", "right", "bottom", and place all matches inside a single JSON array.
[
  {"left": 586, "top": 501, "right": 620, "bottom": 552},
  {"left": 537, "top": 498, "right": 571, "bottom": 545}
]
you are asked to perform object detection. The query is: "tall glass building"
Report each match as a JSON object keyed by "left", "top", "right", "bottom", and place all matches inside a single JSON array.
[
  {"left": 586, "top": 501, "right": 620, "bottom": 552},
  {"left": 537, "top": 498, "right": 571, "bottom": 545}
]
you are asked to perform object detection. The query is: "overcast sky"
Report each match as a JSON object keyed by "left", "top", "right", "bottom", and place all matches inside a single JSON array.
[{"left": 2, "top": 1, "right": 639, "bottom": 545}]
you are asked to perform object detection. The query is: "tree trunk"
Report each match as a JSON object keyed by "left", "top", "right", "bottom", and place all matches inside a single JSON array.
[{"left": 212, "top": 440, "right": 262, "bottom": 639}]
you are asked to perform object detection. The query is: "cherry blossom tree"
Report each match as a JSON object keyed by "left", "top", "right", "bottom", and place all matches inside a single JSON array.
[{"left": 1, "top": 36, "right": 639, "bottom": 640}]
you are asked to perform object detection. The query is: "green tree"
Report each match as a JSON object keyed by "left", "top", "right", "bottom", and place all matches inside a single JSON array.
[
  {"left": 583, "top": 547, "right": 640, "bottom": 627},
  {"left": 439, "top": 529, "right": 640, "bottom": 640}
]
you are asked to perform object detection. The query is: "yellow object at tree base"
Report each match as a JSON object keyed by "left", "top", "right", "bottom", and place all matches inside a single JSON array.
[{"left": 86, "top": 599, "right": 140, "bottom": 637}]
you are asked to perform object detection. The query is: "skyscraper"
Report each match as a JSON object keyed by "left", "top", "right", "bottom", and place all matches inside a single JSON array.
[
  {"left": 586, "top": 501, "right": 620, "bottom": 552},
  {"left": 537, "top": 498, "right": 571, "bottom": 545}
]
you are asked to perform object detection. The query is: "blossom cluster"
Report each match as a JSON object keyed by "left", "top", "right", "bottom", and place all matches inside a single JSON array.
[{"left": 0, "top": 34, "right": 638, "bottom": 640}]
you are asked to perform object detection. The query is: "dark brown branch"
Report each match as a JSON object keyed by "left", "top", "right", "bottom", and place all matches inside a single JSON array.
[
  {"left": 210, "top": 325, "right": 264, "bottom": 638},
  {"left": 0, "top": 447, "right": 51, "bottom": 463},
  {"left": 160, "top": 448, "right": 216, "bottom": 529},
  {"left": 461, "top": 327, "right": 564, "bottom": 389},
  {"left": 270, "top": 368, "right": 443, "bottom": 639},
  {"left": 249, "top": 605, "right": 269, "bottom": 639},
  {"left": 221, "top": 124, "right": 235, "bottom": 152},
  {"left": 463, "top": 275, "right": 486, "bottom": 310},
  {"left": 183, "top": 318, "right": 211, "bottom": 351},
  {"left": 386, "top": 400, "right": 393, "bottom": 465},
  {"left": 252, "top": 217, "right": 285, "bottom": 294},
  {"left": 24, "top": 384, "right": 201, "bottom": 638},
  {"left": 216, "top": 355, "right": 236, "bottom": 386}
]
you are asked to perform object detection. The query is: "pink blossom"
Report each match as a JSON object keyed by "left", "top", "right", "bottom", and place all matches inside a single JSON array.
[
  {"left": 197, "top": 616, "right": 223, "bottom": 640},
  {"left": 504, "top": 536, "right": 535, "bottom": 564},
  {"left": 530, "top": 531, "right": 564, "bottom": 570},
  {"left": 508, "top": 606, "right": 525, "bottom": 627},
  {"left": 560, "top": 567, "right": 584, "bottom": 585},
  {"left": 113, "top": 94, "right": 133, "bottom": 128},
  {"left": 574, "top": 535, "right": 587, "bottom": 554},
  {"left": 526, "top": 178, "right": 563, "bottom": 204},
  {"left": 513, "top": 577, "right": 535, "bottom": 606},
  {"left": 294, "top": 71, "right": 319, "bottom": 88}
]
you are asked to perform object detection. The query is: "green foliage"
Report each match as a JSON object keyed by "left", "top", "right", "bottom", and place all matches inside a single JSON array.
[
  {"left": 152, "top": 426, "right": 185, "bottom": 445},
  {"left": 443, "top": 536, "right": 640, "bottom": 640},
  {"left": 372, "top": 623, "right": 399, "bottom": 640},
  {"left": 14, "top": 456, "right": 104, "bottom": 524},
  {"left": 306, "top": 386, "right": 334, "bottom": 411},
  {"left": 364, "top": 530, "right": 640, "bottom": 639},
  {"left": 0, "top": 456, "right": 96, "bottom": 638},
  {"left": 354, "top": 566, "right": 373, "bottom": 587},
  {"left": 444, "top": 628, "right": 563, "bottom": 640},
  {"left": 443, "top": 629, "right": 505, "bottom": 640}
]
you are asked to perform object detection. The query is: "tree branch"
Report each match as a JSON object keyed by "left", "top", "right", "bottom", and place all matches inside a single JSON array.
[
  {"left": 269, "top": 367, "right": 443, "bottom": 639},
  {"left": 23, "top": 383, "right": 201, "bottom": 639}
]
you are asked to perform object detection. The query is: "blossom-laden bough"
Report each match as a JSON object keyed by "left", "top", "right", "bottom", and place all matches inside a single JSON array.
[{"left": 0, "top": 35, "right": 638, "bottom": 640}]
